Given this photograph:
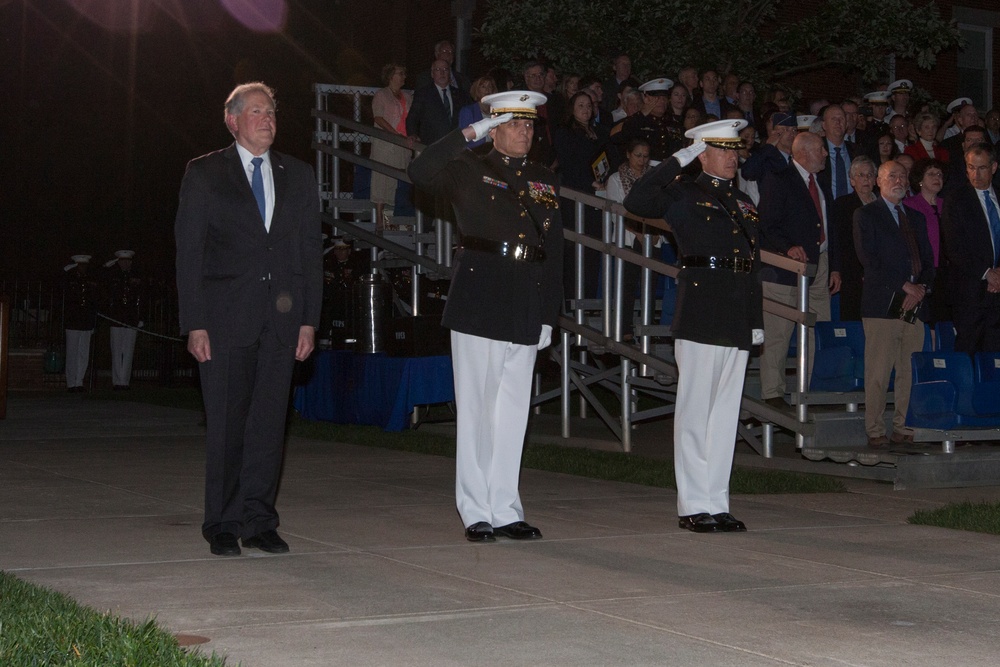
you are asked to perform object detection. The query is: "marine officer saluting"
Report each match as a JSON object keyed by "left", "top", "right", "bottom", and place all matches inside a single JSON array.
[
  {"left": 408, "top": 91, "right": 563, "bottom": 543},
  {"left": 624, "top": 119, "right": 763, "bottom": 533}
]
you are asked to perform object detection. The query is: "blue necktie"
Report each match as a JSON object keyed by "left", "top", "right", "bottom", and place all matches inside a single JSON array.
[
  {"left": 834, "top": 146, "right": 848, "bottom": 199},
  {"left": 984, "top": 190, "right": 1000, "bottom": 266},
  {"left": 251, "top": 156, "right": 266, "bottom": 223}
]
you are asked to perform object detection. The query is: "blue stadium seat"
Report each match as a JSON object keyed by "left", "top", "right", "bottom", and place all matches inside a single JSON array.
[
  {"left": 934, "top": 321, "right": 956, "bottom": 351},
  {"left": 907, "top": 352, "right": 1000, "bottom": 429},
  {"left": 973, "top": 353, "right": 1000, "bottom": 415},
  {"left": 811, "top": 321, "right": 865, "bottom": 392}
]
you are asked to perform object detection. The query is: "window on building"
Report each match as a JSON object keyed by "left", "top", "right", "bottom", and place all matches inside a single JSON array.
[{"left": 957, "top": 23, "right": 993, "bottom": 110}]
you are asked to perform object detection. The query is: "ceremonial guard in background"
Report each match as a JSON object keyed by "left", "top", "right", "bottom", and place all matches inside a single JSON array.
[
  {"left": 63, "top": 254, "right": 99, "bottom": 392},
  {"left": 625, "top": 120, "right": 763, "bottom": 533},
  {"left": 408, "top": 91, "right": 563, "bottom": 543},
  {"left": 105, "top": 249, "right": 142, "bottom": 389},
  {"left": 618, "top": 78, "right": 685, "bottom": 161}
]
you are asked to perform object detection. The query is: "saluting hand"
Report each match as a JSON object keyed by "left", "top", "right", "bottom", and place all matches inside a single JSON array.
[{"left": 466, "top": 113, "right": 515, "bottom": 142}]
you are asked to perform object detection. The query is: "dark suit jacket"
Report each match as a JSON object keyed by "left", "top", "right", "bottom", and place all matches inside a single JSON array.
[
  {"left": 175, "top": 144, "right": 323, "bottom": 348},
  {"left": 740, "top": 144, "right": 790, "bottom": 182},
  {"left": 941, "top": 183, "right": 1000, "bottom": 351},
  {"left": 406, "top": 83, "right": 471, "bottom": 146},
  {"left": 832, "top": 191, "right": 868, "bottom": 320},
  {"left": 818, "top": 140, "right": 857, "bottom": 198},
  {"left": 625, "top": 159, "right": 764, "bottom": 351},
  {"left": 692, "top": 94, "right": 735, "bottom": 119},
  {"left": 758, "top": 162, "right": 840, "bottom": 285},
  {"left": 853, "top": 199, "right": 935, "bottom": 321}
]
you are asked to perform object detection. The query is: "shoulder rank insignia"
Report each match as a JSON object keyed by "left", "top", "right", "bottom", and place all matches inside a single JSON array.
[
  {"left": 527, "top": 181, "right": 558, "bottom": 208},
  {"left": 482, "top": 176, "right": 508, "bottom": 189}
]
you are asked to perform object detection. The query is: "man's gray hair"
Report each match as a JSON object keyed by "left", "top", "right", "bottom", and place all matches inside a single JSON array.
[
  {"left": 224, "top": 82, "right": 276, "bottom": 121},
  {"left": 848, "top": 154, "right": 876, "bottom": 177}
]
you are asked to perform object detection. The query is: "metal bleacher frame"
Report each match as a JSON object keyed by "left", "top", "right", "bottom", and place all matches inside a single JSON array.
[{"left": 311, "top": 82, "right": 1000, "bottom": 487}]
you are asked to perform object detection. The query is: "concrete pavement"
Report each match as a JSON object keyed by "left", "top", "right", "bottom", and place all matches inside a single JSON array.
[{"left": 3, "top": 393, "right": 1000, "bottom": 666}]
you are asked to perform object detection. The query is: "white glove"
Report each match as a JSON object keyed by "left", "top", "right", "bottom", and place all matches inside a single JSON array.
[
  {"left": 137, "top": 321, "right": 144, "bottom": 329},
  {"left": 752, "top": 329, "right": 764, "bottom": 345},
  {"left": 672, "top": 141, "right": 707, "bottom": 168},
  {"left": 537, "top": 324, "right": 552, "bottom": 350},
  {"left": 469, "top": 113, "right": 514, "bottom": 142}
]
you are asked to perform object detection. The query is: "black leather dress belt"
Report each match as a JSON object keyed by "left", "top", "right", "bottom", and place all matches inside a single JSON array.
[
  {"left": 461, "top": 236, "right": 546, "bottom": 262},
  {"left": 681, "top": 255, "right": 753, "bottom": 273}
]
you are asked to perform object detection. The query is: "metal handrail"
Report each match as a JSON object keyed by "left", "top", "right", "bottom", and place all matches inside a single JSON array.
[{"left": 312, "top": 103, "right": 818, "bottom": 452}]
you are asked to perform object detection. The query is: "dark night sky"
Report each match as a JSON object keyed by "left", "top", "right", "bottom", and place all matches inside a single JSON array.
[{"left": 1, "top": 0, "right": 391, "bottom": 280}]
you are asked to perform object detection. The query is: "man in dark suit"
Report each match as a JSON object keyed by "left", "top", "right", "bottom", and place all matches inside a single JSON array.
[
  {"left": 854, "top": 160, "right": 934, "bottom": 447},
  {"left": 740, "top": 111, "right": 795, "bottom": 183},
  {"left": 625, "top": 119, "right": 762, "bottom": 534},
  {"left": 758, "top": 131, "right": 842, "bottom": 407},
  {"left": 175, "top": 82, "right": 323, "bottom": 557},
  {"left": 818, "top": 104, "right": 857, "bottom": 200},
  {"left": 942, "top": 145, "right": 1000, "bottom": 353},
  {"left": 941, "top": 126, "right": 988, "bottom": 199},
  {"left": 406, "top": 60, "right": 471, "bottom": 146},
  {"left": 408, "top": 91, "right": 562, "bottom": 543}
]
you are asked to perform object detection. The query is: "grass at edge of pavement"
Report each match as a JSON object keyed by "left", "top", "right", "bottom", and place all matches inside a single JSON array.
[
  {"left": 908, "top": 501, "right": 1000, "bottom": 536},
  {"left": 0, "top": 571, "right": 230, "bottom": 667}
]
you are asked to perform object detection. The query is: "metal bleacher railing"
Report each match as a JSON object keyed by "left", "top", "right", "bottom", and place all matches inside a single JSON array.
[{"left": 312, "top": 83, "right": 818, "bottom": 456}]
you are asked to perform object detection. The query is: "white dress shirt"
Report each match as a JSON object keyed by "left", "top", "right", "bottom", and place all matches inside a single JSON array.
[{"left": 235, "top": 142, "right": 275, "bottom": 231}]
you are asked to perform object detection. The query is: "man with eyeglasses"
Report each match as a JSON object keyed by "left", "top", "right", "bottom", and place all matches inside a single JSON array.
[{"left": 414, "top": 40, "right": 470, "bottom": 94}]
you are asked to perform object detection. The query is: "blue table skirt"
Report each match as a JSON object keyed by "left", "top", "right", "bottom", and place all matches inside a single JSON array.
[{"left": 294, "top": 350, "right": 454, "bottom": 431}]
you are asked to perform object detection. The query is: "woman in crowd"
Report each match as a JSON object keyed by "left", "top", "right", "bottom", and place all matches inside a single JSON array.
[
  {"left": 605, "top": 138, "right": 653, "bottom": 339},
  {"left": 833, "top": 156, "right": 878, "bottom": 320},
  {"left": 457, "top": 75, "right": 498, "bottom": 149},
  {"left": 904, "top": 113, "right": 949, "bottom": 162},
  {"left": 554, "top": 91, "right": 610, "bottom": 299},
  {"left": 903, "top": 158, "right": 949, "bottom": 324},
  {"left": 667, "top": 83, "right": 689, "bottom": 125},
  {"left": 872, "top": 129, "right": 899, "bottom": 167},
  {"left": 370, "top": 63, "right": 412, "bottom": 228}
]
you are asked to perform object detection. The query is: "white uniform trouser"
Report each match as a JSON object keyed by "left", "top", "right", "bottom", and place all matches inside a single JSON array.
[
  {"left": 673, "top": 339, "right": 749, "bottom": 517},
  {"left": 110, "top": 326, "right": 138, "bottom": 386},
  {"left": 65, "top": 328, "right": 93, "bottom": 388},
  {"left": 451, "top": 330, "right": 537, "bottom": 528}
]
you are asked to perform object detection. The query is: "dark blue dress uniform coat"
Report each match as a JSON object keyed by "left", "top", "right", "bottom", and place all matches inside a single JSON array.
[
  {"left": 408, "top": 129, "right": 564, "bottom": 346},
  {"left": 624, "top": 157, "right": 764, "bottom": 351}
]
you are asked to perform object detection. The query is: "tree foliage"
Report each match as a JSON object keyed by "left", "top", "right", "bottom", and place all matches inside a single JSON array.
[{"left": 479, "top": 0, "right": 961, "bottom": 87}]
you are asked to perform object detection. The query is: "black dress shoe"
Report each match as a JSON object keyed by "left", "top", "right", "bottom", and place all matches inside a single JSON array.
[
  {"left": 494, "top": 521, "right": 542, "bottom": 540},
  {"left": 242, "top": 529, "right": 289, "bottom": 554},
  {"left": 712, "top": 512, "right": 747, "bottom": 532},
  {"left": 209, "top": 532, "right": 241, "bottom": 556},
  {"left": 465, "top": 521, "right": 496, "bottom": 543},
  {"left": 678, "top": 513, "right": 722, "bottom": 533}
]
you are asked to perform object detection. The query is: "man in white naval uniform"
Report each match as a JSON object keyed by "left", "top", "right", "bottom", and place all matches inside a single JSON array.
[
  {"left": 408, "top": 91, "right": 563, "bottom": 542},
  {"left": 625, "top": 120, "right": 764, "bottom": 533}
]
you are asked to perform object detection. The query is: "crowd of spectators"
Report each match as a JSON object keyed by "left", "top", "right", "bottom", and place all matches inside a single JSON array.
[{"left": 381, "top": 44, "right": 1000, "bottom": 361}]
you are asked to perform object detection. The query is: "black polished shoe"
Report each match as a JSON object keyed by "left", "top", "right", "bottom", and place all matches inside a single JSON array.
[
  {"left": 494, "top": 521, "right": 542, "bottom": 540},
  {"left": 464, "top": 521, "right": 496, "bottom": 543},
  {"left": 678, "top": 513, "right": 722, "bottom": 533},
  {"left": 712, "top": 512, "right": 747, "bottom": 532},
  {"left": 242, "top": 529, "right": 289, "bottom": 554},
  {"left": 209, "top": 532, "right": 241, "bottom": 556}
]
